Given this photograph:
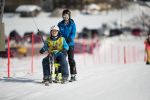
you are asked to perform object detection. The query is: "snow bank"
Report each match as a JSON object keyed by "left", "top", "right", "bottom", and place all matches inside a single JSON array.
[
  {"left": 3, "top": 4, "right": 150, "bottom": 36},
  {"left": 16, "top": 5, "right": 41, "bottom": 12}
]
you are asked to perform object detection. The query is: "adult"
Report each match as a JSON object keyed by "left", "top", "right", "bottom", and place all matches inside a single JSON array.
[{"left": 58, "top": 9, "right": 77, "bottom": 82}]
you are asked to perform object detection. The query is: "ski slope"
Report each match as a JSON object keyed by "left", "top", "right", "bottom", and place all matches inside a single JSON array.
[
  {"left": 0, "top": 35, "right": 150, "bottom": 100},
  {"left": 1, "top": 3, "right": 150, "bottom": 100}
]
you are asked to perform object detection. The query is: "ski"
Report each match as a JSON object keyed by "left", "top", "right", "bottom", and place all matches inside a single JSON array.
[
  {"left": 69, "top": 80, "right": 77, "bottom": 82},
  {"left": 44, "top": 81, "right": 49, "bottom": 86}
]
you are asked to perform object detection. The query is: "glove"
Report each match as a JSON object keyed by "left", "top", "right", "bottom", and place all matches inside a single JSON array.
[
  {"left": 66, "top": 38, "right": 72, "bottom": 43},
  {"left": 39, "top": 48, "right": 45, "bottom": 54},
  {"left": 61, "top": 49, "right": 67, "bottom": 56}
]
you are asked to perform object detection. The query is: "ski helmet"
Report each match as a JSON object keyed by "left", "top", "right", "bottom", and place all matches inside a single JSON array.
[
  {"left": 50, "top": 25, "right": 59, "bottom": 31},
  {"left": 62, "top": 9, "right": 71, "bottom": 18}
]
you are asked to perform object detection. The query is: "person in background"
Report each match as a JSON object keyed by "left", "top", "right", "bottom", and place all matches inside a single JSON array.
[
  {"left": 144, "top": 32, "right": 150, "bottom": 65},
  {"left": 39, "top": 25, "right": 69, "bottom": 84},
  {"left": 58, "top": 9, "right": 77, "bottom": 82}
]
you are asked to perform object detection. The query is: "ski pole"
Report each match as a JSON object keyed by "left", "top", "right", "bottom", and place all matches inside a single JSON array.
[
  {"left": 26, "top": 5, "right": 45, "bottom": 44},
  {"left": 31, "top": 17, "right": 45, "bottom": 43}
]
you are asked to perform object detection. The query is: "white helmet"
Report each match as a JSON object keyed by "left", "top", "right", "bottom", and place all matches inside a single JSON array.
[{"left": 50, "top": 25, "right": 59, "bottom": 31}]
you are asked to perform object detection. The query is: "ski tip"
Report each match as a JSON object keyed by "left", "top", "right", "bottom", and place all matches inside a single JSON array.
[
  {"left": 45, "top": 83, "right": 49, "bottom": 86},
  {"left": 44, "top": 81, "right": 50, "bottom": 86}
]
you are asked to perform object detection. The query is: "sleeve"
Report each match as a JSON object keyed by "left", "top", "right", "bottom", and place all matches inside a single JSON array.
[
  {"left": 40, "top": 41, "right": 49, "bottom": 52},
  {"left": 69, "top": 22, "right": 76, "bottom": 40},
  {"left": 57, "top": 22, "right": 61, "bottom": 29},
  {"left": 62, "top": 37, "right": 69, "bottom": 51}
]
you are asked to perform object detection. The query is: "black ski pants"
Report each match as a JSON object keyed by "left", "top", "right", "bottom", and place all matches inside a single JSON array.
[{"left": 67, "top": 46, "right": 77, "bottom": 75}]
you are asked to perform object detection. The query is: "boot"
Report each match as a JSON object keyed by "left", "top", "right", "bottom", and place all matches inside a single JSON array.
[
  {"left": 69, "top": 74, "right": 76, "bottom": 82},
  {"left": 42, "top": 80, "right": 47, "bottom": 83},
  {"left": 42, "top": 76, "right": 52, "bottom": 83},
  {"left": 146, "top": 61, "right": 150, "bottom": 65},
  {"left": 42, "top": 76, "right": 49, "bottom": 83},
  {"left": 53, "top": 76, "right": 59, "bottom": 83},
  {"left": 61, "top": 77, "right": 68, "bottom": 84},
  {"left": 49, "top": 76, "right": 52, "bottom": 83},
  {"left": 53, "top": 73, "right": 62, "bottom": 83}
]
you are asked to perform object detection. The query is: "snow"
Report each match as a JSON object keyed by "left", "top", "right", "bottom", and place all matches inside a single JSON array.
[
  {"left": 88, "top": 4, "right": 100, "bottom": 10},
  {"left": 0, "top": 34, "right": 150, "bottom": 100},
  {"left": 15, "top": 5, "right": 41, "bottom": 12},
  {"left": 0, "top": 3, "right": 150, "bottom": 100}
]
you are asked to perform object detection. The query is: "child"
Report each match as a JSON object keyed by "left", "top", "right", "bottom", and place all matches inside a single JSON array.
[
  {"left": 40, "top": 25, "right": 69, "bottom": 84},
  {"left": 144, "top": 32, "right": 150, "bottom": 64}
]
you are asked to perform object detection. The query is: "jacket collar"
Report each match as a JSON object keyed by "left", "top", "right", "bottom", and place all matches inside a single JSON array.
[
  {"left": 50, "top": 33, "right": 61, "bottom": 41},
  {"left": 60, "top": 19, "right": 74, "bottom": 26}
]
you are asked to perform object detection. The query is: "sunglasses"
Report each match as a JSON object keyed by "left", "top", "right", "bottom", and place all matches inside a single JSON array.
[{"left": 63, "top": 14, "right": 69, "bottom": 18}]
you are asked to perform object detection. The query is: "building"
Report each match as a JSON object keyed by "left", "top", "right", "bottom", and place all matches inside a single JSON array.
[
  {"left": 5, "top": 0, "right": 130, "bottom": 12},
  {"left": 5, "top": 0, "right": 43, "bottom": 12},
  {"left": 0, "top": 0, "right": 5, "bottom": 51},
  {"left": 5, "top": 0, "right": 100, "bottom": 12}
]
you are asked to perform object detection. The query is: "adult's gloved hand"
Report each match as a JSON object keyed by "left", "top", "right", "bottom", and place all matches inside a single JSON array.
[{"left": 39, "top": 48, "right": 45, "bottom": 54}]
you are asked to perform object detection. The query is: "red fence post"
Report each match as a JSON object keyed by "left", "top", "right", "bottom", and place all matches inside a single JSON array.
[
  {"left": 127, "top": 46, "right": 130, "bottom": 63},
  {"left": 82, "top": 39, "right": 86, "bottom": 65},
  {"left": 98, "top": 43, "right": 100, "bottom": 64},
  {"left": 118, "top": 45, "right": 120, "bottom": 64},
  {"left": 124, "top": 46, "right": 127, "bottom": 64},
  {"left": 7, "top": 37, "right": 10, "bottom": 78},
  {"left": 31, "top": 32, "right": 34, "bottom": 73},
  {"left": 104, "top": 43, "right": 106, "bottom": 63},
  {"left": 91, "top": 40, "right": 95, "bottom": 64},
  {"left": 132, "top": 46, "right": 135, "bottom": 63},
  {"left": 111, "top": 44, "right": 113, "bottom": 64}
]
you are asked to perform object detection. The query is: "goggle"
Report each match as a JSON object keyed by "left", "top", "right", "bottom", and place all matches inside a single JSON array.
[
  {"left": 62, "top": 16, "right": 66, "bottom": 19},
  {"left": 62, "top": 14, "right": 69, "bottom": 18}
]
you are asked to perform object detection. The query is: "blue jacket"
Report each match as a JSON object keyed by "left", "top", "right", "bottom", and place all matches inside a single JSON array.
[{"left": 58, "top": 19, "right": 76, "bottom": 46}]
